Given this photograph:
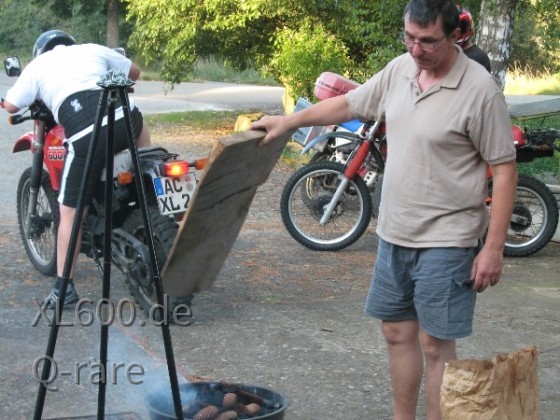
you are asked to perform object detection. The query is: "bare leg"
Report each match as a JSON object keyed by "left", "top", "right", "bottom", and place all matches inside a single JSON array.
[
  {"left": 56, "top": 122, "right": 150, "bottom": 278},
  {"left": 382, "top": 320, "right": 423, "bottom": 420},
  {"left": 57, "top": 204, "right": 85, "bottom": 278},
  {"left": 419, "top": 330, "right": 456, "bottom": 420},
  {"left": 136, "top": 123, "right": 151, "bottom": 148}
]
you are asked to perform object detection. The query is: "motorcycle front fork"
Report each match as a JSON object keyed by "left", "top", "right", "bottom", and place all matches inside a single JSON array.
[
  {"left": 319, "top": 141, "right": 371, "bottom": 225},
  {"left": 319, "top": 176, "right": 351, "bottom": 225},
  {"left": 25, "top": 122, "right": 47, "bottom": 236}
]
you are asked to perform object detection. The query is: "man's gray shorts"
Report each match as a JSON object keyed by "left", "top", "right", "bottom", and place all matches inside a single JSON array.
[{"left": 365, "top": 238, "right": 477, "bottom": 340}]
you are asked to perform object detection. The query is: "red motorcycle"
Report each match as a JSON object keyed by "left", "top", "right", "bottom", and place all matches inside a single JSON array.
[
  {"left": 281, "top": 72, "right": 559, "bottom": 256},
  {"left": 4, "top": 56, "right": 207, "bottom": 320}
]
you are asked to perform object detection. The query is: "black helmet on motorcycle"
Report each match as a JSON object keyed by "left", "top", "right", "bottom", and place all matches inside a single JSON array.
[
  {"left": 455, "top": 5, "right": 474, "bottom": 48},
  {"left": 32, "top": 30, "right": 76, "bottom": 59}
]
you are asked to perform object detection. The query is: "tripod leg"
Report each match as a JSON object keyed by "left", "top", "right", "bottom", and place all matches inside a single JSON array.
[
  {"left": 118, "top": 87, "right": 184, "bottom": 420},
  {"left": 97, "top": 87, "right": 118, "bottom": 419}
]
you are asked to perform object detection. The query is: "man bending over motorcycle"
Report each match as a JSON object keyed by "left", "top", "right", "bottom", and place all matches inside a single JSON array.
[{"left": 1, "top": 30, "right": 151, "bottom": 308}]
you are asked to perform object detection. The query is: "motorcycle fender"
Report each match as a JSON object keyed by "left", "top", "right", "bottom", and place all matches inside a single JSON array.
[
  {"left": 101, "top": 149, "right": 134, "bottom": 181},
  {"left": 139, "top": 159, "right": 164, "bottom": 179},
  {"left": 301, "top": 132, "right": 360, "bottom": 155},
  {"left": 12, "top": 132, "right": 34, "bottom": 153}
]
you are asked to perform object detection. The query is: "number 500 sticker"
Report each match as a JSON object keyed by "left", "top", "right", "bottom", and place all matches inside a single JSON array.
[{"left": 47, "top": 146, "right": 66, "bottom": 161}]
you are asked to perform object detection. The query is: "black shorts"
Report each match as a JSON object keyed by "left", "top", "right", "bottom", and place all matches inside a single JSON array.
[{"left": 58, "top": 107, "right": 143, "bottom": 207}]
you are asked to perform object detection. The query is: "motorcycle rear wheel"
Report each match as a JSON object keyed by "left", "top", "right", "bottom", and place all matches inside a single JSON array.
[
  {"left": 503, "top": 174, "right": 559, "bottom": 257},
  {"left": 17, "top": 168, "right": 59, "bottom": 276},
  {"left": 121, "top": 207, "right": 193, "bottom": 323},
  {"left": 280, "top": 161, "right": 372, "bottom": 251}
]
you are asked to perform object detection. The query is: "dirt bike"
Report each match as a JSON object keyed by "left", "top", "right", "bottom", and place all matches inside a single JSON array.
[
  {"left": 284, "top": 122, "right": 559, "bottom": 255},
  {"left": 282, "top": 72, "right": 560, "bottom": 255},
  {"left": 4, "top": 56, "right": 207, "bottom": 320},
  {"left": 293, "top": 102, "right": 364, "bottom": 166}
]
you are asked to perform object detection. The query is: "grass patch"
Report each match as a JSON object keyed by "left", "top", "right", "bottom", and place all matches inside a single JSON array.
[
  {"left": 505, "top": 69, "right": 560, "bottom": 95},
  {"left": 145, "top": 110, "right": 246, "bottom": 130},
  {"left": 513, "top": 115, "right": 560, "bottom": 183},
  {"left": 280, "top": 142, "right": 310, "bottom": 168},
  {"left": 140, "top": 57, "right": 278, "bottom": 86},
  {"left": 193, "top": 57, "right": 277, "bottom": 85},
  {"left": 145, "top": 110, "right": 314, "bottom": 167}
]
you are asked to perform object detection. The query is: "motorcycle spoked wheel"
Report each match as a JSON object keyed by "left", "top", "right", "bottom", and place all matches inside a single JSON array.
[
  {"left": 280, "top": 161, "right": 372, "bottom": 251},
  {"left": 502, "top": 174, "right": 559, "bottom": 257},
  {"left": 17, "top": 168, "right": 59, "bottom": 276},
  {"left": 303, "top": 151, "right": 362, "bottom": 205},
  {"left": 121, "top": 207, "right": 193, "bottom": 323}
]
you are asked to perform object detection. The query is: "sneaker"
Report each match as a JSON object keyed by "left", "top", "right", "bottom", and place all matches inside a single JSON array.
[{"left": 43, "top": 283, "right": 80, "bottom": 309}]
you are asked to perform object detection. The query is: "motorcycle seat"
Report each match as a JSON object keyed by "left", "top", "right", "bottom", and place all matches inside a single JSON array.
[{"left": 138, "top": 146, "right": 169, "bottom": 158}]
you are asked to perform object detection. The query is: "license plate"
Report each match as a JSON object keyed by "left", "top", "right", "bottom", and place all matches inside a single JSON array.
[{"left": 153, "top": 173, "right": 198, "bottom": 216}]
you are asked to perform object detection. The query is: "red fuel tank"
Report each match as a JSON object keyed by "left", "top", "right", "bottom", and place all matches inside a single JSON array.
[{"left": 314, "top": 72, "right": 361, "bottom": 101}]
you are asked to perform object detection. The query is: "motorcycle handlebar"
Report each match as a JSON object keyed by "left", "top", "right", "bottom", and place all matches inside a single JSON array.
[{"left": 8, "top": 113, "right": 31, "bottom": 125}]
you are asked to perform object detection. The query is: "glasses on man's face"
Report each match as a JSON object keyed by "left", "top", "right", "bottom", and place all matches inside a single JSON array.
[{"left": 401, "top": 33, "right": 447, "bottom": 52}]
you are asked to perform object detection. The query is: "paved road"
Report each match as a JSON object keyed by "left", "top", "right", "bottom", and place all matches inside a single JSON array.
[
  {"left": 0, "top": 73, "right": 285, "bottom": 115},
  {"left": 132, "top": 79, "right": 284, "bottom": 114}
]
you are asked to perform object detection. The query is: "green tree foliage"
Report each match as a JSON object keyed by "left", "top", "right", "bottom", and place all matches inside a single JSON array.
[
  {"left": 269, "top": 21, "right": 351, "bottom": 100},
  {"left": 127, "top": 0, "right": 558, "bottom": 95},
  {"left": 125, "top": 0, "right": 404, "bottom": 97},
  {"left": 332, "top": 1, "right": 407, "bottom": 80},
  {"left": 510, "top": 0, "right": 560, "bottom": 73},
  {"left": 0, "top": 0, "right": 131, "bottom": 60},
  {"left": 126, "top": 0, "right": 307, "bottom": 86}
]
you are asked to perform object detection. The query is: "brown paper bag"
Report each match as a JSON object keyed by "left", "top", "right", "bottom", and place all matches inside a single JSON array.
[{"left": 440, "top": 346, "right": 539, "bottom": 420}]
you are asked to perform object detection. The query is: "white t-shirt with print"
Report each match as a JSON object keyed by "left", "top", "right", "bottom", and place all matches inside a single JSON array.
[{"left": 5, "top": 43, "right": 133, "bottom": 123}]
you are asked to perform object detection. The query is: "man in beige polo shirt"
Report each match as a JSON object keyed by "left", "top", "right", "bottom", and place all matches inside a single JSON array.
[{"left": 251, "top": 0, "right": 518, "bottom": 418}]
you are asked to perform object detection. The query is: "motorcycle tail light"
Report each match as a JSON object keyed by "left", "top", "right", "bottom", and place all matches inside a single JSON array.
[
  {"left": 162, "top": 161, "right": 189, "bottom": 177},
  {"left": 194, "top": 157, "right": 208, "bottom": 170},
  {"left": 117, "top": 171, "right": 133, "bottom": 185}
]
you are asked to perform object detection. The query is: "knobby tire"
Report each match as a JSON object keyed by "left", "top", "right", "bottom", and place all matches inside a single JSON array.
[{"left": 17, "top": 168, "right": 59, "bottom": 277}]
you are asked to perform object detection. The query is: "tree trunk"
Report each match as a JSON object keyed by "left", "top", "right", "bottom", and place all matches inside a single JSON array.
[
  {"left": 476, "top": 0, "right": 517, "bottom": 90},
  {"left": 106, "top": 0, "right": 119, "bottom": 47}
]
